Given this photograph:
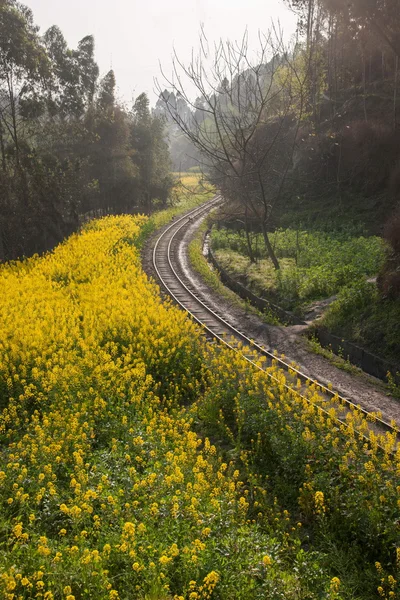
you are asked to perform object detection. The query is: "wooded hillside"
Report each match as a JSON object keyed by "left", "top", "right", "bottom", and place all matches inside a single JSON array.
[{"left": 0, "top": 0, "right": 173, "bottom": 261}]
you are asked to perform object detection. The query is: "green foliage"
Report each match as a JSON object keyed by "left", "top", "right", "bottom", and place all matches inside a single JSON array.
[
  {"left": 386, "top": 371, "right": 400, "bottom": 399},
  {"left": 97, "top": 69, "right": 116, "bottom": 111},
  {"left": 305, "top": 335, "right": 364, "bottom": 376},
  {"left": 0, "top": 2, "right": 173, "bottom": 261},
  {"left": 321, "top": 280, "right": 400, "bottom": 362},
  {"left": 187, "top": 221, "right": 281, "bottom": 325},
  {"left": 135, "top": 176, "right": 214, "bottom": 248},
  {"left": 211, "top": 226, "right": 385, "bottom": 310},
  {"left": 131, "top": 93, "right": 174, "bottom": 213},
  {"left": 195, "top": 350, "right": 400, "bottom": 599}
]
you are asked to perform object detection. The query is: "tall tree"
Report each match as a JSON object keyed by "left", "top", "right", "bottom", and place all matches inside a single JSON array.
[
  {"left": 43, "top": 26, "right": 99, "bottom": 119},
  {"left": 158, "top": 32, "right": 307, "bottom": 268},
  {"left": 0, "top": 1, "right": 173, "bottom": 262},
  {"left": 131, "top": 92, "right": 172, "bottom": 212},
  {"left": 97, "top": 69, "right": 116, "bottom": 112},
  {"left": 0, "top": 0, "right": 49, "bottom": 167}
]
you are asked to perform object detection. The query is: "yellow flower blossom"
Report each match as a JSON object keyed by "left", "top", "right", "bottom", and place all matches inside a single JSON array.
[
  {"left": 314, "top": 491, "right": 326, "bottom": 515},
  {"left": 330, "top": 577, "right": 340, "bottom": 592}
]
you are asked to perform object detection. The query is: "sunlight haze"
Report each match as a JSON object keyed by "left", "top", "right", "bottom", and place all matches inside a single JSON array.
[{"left": 24, "top": 0, "right": 298, "bottom": 105}]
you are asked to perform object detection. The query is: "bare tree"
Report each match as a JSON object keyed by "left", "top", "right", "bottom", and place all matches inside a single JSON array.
[{"left": 156, "top": 29, "right": 307, "bottom": 269}]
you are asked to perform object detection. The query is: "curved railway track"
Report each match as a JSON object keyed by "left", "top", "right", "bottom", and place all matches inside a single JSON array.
[{"left": 153, "top": 195, "right": 399, "bottom": 451}]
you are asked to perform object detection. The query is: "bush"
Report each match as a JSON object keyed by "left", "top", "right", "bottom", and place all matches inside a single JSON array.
[{"left": 384, "top": 210, "right": 400, "bottom": 254}]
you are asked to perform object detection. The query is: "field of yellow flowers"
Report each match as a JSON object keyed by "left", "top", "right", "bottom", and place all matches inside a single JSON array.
[
  {"left": 0, "top": 211, "right": 399, "bottom": 599},
  {"left": 0, "top": 215, "right": 338, "bottom": 600}
]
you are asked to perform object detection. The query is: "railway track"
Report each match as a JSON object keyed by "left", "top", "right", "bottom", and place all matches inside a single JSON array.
[{"left": 152, "top": 195, "right": 399, "bottom": 452}]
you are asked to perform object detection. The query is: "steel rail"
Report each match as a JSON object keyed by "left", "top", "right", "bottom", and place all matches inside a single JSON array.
[{"left": 152, "top": 195, "right": 399, "bottom": 451}]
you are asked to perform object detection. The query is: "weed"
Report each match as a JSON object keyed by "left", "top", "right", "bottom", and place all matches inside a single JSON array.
[
  {"left": 305, "top": 334, "right": 363, "bottom": 376},
  {"left": 387, "top": 371, "right": 400, "bottom": 399}
]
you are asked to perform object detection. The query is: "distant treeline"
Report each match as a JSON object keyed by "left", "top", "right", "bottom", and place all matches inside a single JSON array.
[{"left": 0, "top": 1, "right": 173, "bottom": 261}]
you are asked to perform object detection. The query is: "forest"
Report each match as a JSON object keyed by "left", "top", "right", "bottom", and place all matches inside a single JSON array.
[{"left": 0, "top": 0, "right": 173, "bottom": 261}]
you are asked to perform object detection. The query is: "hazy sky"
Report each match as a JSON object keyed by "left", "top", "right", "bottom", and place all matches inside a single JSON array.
[{"left": 24, "top": 0, "right": 298, "bottom": 106}]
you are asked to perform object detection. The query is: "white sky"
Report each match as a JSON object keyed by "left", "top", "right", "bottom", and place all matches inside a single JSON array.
[{"left": 24, "top": 0, "right": 298, "bottom": 106}]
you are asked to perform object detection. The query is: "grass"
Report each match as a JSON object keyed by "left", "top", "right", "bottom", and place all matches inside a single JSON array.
[
  {"left": 305, "top": 334, "right": 368, "bottom": 376},
  {"left": 188, "top": 219, "right": 281, "bottom": 326},
  {"left": 210, "top": 224, "right": 400, "bottom": 374},
  {"left": 211, "top": 226, "right": 386, "bottom": 314},
  {"left": 320, "top": 279, "right": 400, "bottom": 365},
  {"left": 210, "top": 248, "right": 290, "bottom": 299}
]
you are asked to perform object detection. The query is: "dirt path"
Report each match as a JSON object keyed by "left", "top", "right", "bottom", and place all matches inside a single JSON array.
[{"left": 142, "top": 211, "right": 400, "bottom": 425}]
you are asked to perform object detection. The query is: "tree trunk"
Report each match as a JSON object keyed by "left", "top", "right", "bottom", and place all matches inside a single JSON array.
[
  {"left": 244, "top": 208, "right": 256, "bottom": 263},
  {"left": 0, "top": 227, "right": 5, "bottom": 262},
  {"left": 6, "top": 72, "right": 20, "bottom": 168},
  {"left": 333, "top": 19, "right": 338, "bottom": 115},
  {"left": 306, "top": 0, "right": 314, "bottom": 50},
  {"left": 11, "top": 104, "right": 19, "bottom": 167},
  {"left": 394, "top": 55, "right": 398, "bottom": 130},
  {"left": 0, "top": 123, "right": 6, "bottom": 173},
  {"left": 261, "top": 223, "right": 280, "bottom": 270},
  {"left": 363, "top": 51, "right": 368, "bottom": 122}
]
